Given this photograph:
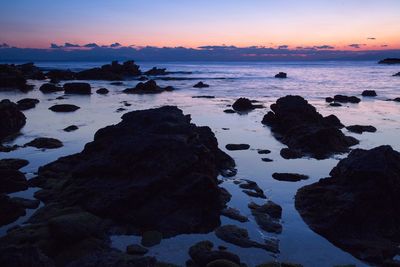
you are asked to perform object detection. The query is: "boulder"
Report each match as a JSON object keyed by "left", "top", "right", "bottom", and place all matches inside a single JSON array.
[
  {"left": 362, "top": 90, "right": 377, "bottom": 97},
  {"left": 96, "top": 88, "right": 109, "bottom": 94},
  {"left": 221, "top": 207, "right": 248, "bottom": 222},
  {"left": 17, "top": 98, "right": 39, "bottom": 110},
  {"left": 188, "top": 240, "right": 241, "bottom": 266},
  {"left": 123, "top": 80, "right": 173, "bottom": 94},
  {"left": 144, "top": 67, "right": 168, "bottom": 76},
  {"left": 46, "top": 69, "right": 76, "bottom": 81},
  {"left": 75, "top": 60, "right": 141, "bottom": 80},
  {"left": 225, "top": 144, "right": 250, "bottom": 151},
  {"left": 332, "top": 95, "right": 361, "bottom": 104},
  {"left": 63, "top": 125, "right": 79, "bottom": 132},
  {"left": 0, "top": 158, "right": 29, "bottom": 170},
  {"left": 0, "top": 194, "right": 27, "bottom": 226},
  {"left": 194, "top": 82, "right": 210, "bottom": 88},
  {"left": 346, "top": 125, "right": 377, "bottom": 134},
  {"left": 262, "top": 95, "right": 358, "bottom": 159},
  {"left": 393, "top": 72, "right": 400, "bottom": 77},
  {"left": 39, "top": 83, "right": 63, "bottom": 93},
  {"left": 0, "top": 64, "right": 33, "bottom": 90},
  {"left": 16, "top": 62, "right": 46, "bottom": 80},
  {"left": 275, "top": 72, "right": 287, "bottom": 78},
  {"left": 24, "top": 137, "right": 63, "bottom": 149},
  {"left": 295, "top": 145, "right": 400, "bottom": 264},
  {"left": 378, "top": 58, "right": 400, "bottom": 64},
  {"left": 272, "top": 173, "right": 309, "bottom": 182},
  {"left": 0, "top": 99, "right": 26, "bottom": 141},
  {"left": 141, "top": 231, "right": 163, "bottom": 247},
  {"left": 63, "top": 82, "right": 91, "bottom": 94},
  {"left": 49, "top": 104, "right": 80, "bottom": 112},
  {"left": 232, "top": 98, "right": 262, "bottom": 112},
  {"left": 0, "top": 169, "right": 28, "bottom": 194}
]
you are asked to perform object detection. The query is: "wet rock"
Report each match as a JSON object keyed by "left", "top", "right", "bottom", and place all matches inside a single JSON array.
[
  {"left": 257, "top": 149, "right": 271, "bottom": 154},
  {"left": 232, "top": 98, "right": 262, "bottom": 112},
  {"left": 24, "top": 137, "right": 63, "bottom": 149},
  {"left": 141, "top": 231, "right": 162, "bottom": 247},
  {"left": 0, "top": 99, "right": 26, "bottom": 141},
  {"left": 330, "top": 102, "right": 342, "bottom": 107},
  {"left": 16, "top": 62, "right": 46, "bottom": 80},
  {"left": 249, "top": 201, "right": 282, "bottom": 234},
  {"left": 378, "top": 58, "right": 400, "bottom": 64},
  {"left": 188, "top": 240, "right": 241, "bottom": 267},
  {"left": 275, "top": 72, "right": 287, "bottom": 78},
  {"left": 138, "top": 76, "right": 149, "bottom": 81},
  {"left": 76, "top": 60, "right": 141, "bottom": 80},
  {"left": 272, "top": 173, "right": 308, "bottom": 182},
  {"left": 295, "top": 145, "right": 400, "bottom": 264},
  {"left": 46, "top": 69, "right": 76, "bottom": 81},
  {"left": 332, "top": 95, "right": 361, "bottom": 104},
  {"left": 206, "top": 259, "right": 241, "bottom": 267},
  {"left": 0, "top": 245, "right": 55, "bottom": 267},
  {"left": 280, "top": 148, "right": 302, "bottom": 159},
  {"left": 17, "top": 98, "right": 39, "bottom": 110},
  {"left": 225, "top": 144, "right": 250, "bottom": 151},
  {"left": 346, "top": 125, "right": 377, "bottom": 134},
  {"left": 393, "top": 72, "right": 400, "bottom": 77},
  {"left": 10, "top": 197, "right": 40, "bottom": 209},
  {"left": 221, "top": 207, "right": 248, "bottom": 222},
  {"left": 393, "top": 98, "right": 400, "bottom": 102},
  {"left": 49, "top": 104, "right": 80, "bottom": 112},
  {"left": 0, "top": 169, "right": 28, "bottom": 194},
  {"left": 256, "top": 262, "right": 303, "bottom": 267},
  {"left": 261, "top": 158, "right": 273, "bottom": 162},
  {"left": 239, "top": 180, "right": 266, "bottom": 199},
  {"left": 194, "top": 82, "right": 210, "bottom": 88},
  {"left": 0, "top": 64, "right": 31, "bottom": 90},
  {"left": 0, "top": 144, "right": 19, "bottom": 153},
  {"left": 39, "top": 83, "right": 63, "bottom": 93},
  {"left": 96, "top": 88, "right": 109, "bottom": 94},
  {"left": 262, "top": 95, "right": 358, "bottom": 159},
  {"left": 126, "top": 244, "right": 149, "bottom": 255},
  {"left": 362, "top": 90, "right": 377, "bottom": 97},
  {"left": 193, "top": 95, "right": 215, "bottom": 99},
  {"left": 123, "top": 80, "right": 173, "bottom": 94},
  {"left": 0, "top": 194, "right": 27, "bottom": 226},
  {"left": 0, "top": 158, "right": 29, "bottom": 170},
  {"left": 63, "top": 82, "right": 91, "bottom": 94},
  {"left": 325, "top": 97, "right": 334, "bottom": 103},
  {"left": 223, "top": 109, "right": 235, "bottom": 114},
  {"left": 215, "top": 225, "right": 279, "bottom": 253},
  {"left": 63, "top": 125, "right": 79, "bottom": 132},
  {"left": 144, "top": 67, "right": 168, "bottom": 76},
  {"left": 116, "top": 107, "right": 126, "bottom": 113}
]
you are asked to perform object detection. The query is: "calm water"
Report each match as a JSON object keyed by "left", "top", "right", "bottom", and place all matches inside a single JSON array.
[{"left": 1, "top": 61, "right": 400, "bottom": 266}]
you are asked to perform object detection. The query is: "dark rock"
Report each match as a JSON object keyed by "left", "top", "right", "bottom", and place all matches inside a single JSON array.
[
  {"left": 46, "top": 69, "right": 76, "bottom": 81},
  {"left": 261, "top": 158, "right": 273, "bottom": 162},
  {"left": 193, "top": 95, "right": 215, "bottom": 99},
  {"left": 63, "top": 125, "right": 79, "bottom": 132},
  {"left": 0, "top": 99, "right": 26, "bottom": 141},
  {"left": 215, "top": 225, "right": 279, "bottom": 253},
  {"left": 96, "top": 88, "right": 109, "bottom": 94},
  {"left": 262, "top": 95, "right": 358, "bottom": 159},
  {"left": 393, "top": 72, "right": 400, "bottom": 77},
  {"left": 188, "top": 240, "right": 241, "bottom": 267},
  {"left": 333, "top": 95, "right": 361, "bottom": 104},
  {"left": 239, "top": 180, "right": 266, "bottom": 199},
  {"left": 49, "top": 104, "right": 80, "bottom": 112},
  {"left": 75, "top": 60, "right": 141, "bottom": 80},
  {"left": 223, "top": 109, "right": 235, "bottom": 114},
  {"left": 0, "top": 194, "right": 26, "bottom": 226},
  {"left": 141, "top": 231, "right": 162, "bottom": 247},
  {"left": 295, "top": 145, "right": 400, "bottom": 264},
  {"left": 330, "top": 102, "right": 342, "bottom": 107},
  {"left": 257, "top": 149, "right": 271, "bottom": 154},
  {"left": 378, "top": 58, "right": 400, "bottom": 64},
  {"left": 275, "top": 72, "right": 287, "bottom": 78},
  {"left": 272, "top": 173, "right": 309, "bottom": 182},
  {"left": 17, "top": 98, "right": 39, "bottom": 110},
  {"left": 126, "top": 244, "right": 149, "bottom": 255},
  {"left": 116, "top": 107, "right": 126, "bottom": 113},
  {"left": 0, "top": 169, "right": 28, "bottom": 194},
  {"left": 325, "top": 97, "right": 334, "bottom": 103},
  {"left": 221, "top": 207, "right": 248, "bottom": 222},
  {"left": 280, "top": 148, "right": 303, "bottom": 159},
  {"left": 63, "top": 82, "right": 91, "bottom": 94},
  {"left": 15, "top": 62, "right": 46, "bottom": 80},
  {"left": 0, "top": 158, "right": 29, "bottom": 170},
  {"left": 10, "top": 197, "right": 40, "bottom": 209},
  {"left": 346, "top": 125, "right": 377, "bottom": 134},
  {"left": 144, "top": 67, "right": 168, "bottom": 76},
  {"left": 39, "top": 83, "right": 63, "bottom": 93},
  {"left": 393, "top": 98, "right": 400, "bottom": 102},
  {"left": 248, "top": 201, "right": 282, "bottom": 233},
  {"left": 0, "top": 245, "right": 55, "bottom": 267},
  {"left": 232, "top": 98, "right": 261, "bottom": 112},
  {"left": 138, "top": 76, "right": 148, "bottom": 81},
  {"left": 194, "top": 82, "right": 210, "bottom": 88},
  {"left": 24, "top": 137, "right": 63, "bottom": 149},
  {"left": 0, "top": 64, "right": 31, "bottom": 90},
  {"left": 123, "top": 80, "right": 173, "bottom": 94},
  {"left": 242, "top": 190, "right": 266, "bottom": 199},
  {"left": 0, "top": 144, "right": 19, "bottom": 152},
  {"left": 362, "top": 90, "right": 377, "bottom": 97},
  {"left": 225, "top": 144, "right": 250, "bottom": 151}
]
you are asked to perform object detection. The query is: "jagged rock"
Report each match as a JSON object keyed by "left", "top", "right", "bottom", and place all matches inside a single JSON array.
[
  {"left": 393, "top": 72, "right": 400, "bottom": 76},
  {"left": 63, "top": 82, "right": 91, "bottom": 94},
  {"left": 96, "top": 88, "right": 109, "bottom": 94},
  {"left": 295, "top": 145, "right": 400, "bottom": 264},
  {"left": 239, "top": 180, "right": 266, "bottom": 199},
  {"left": 378, "top": 58, "right": 400, "bottom": 64},
  {"left": 272, "top": 173, "right": 309, "bottom": 182},
  {"left": 221, "top": 207, "right": 248, "bottom": 222},
  {"left": 0, "top": 64, "right": 37, "bottom": 90},
  {"left": 262, "top": 95, "right": 358, "bottom": 159},
  {"left": 362, "top": 90, "right": 377, "bottom": 97},
  {"left": 17, "top": 98, "right": 39, "bottom": 110},
  {"left": 144, "top": 67, "right": 168, "bottom": 76},
  {"left": 75, "top": 60, "right": 141, "bottom": 80},
  {"left": 39, "top": 83, "right": 63, "bottom": 93},
  {"left": 275, "top": 72, "right": 287, "bottom": 78},
  {"left": 193, "top": 82, "right": 210, "bottom": 88},
  {"left": 249, "top": 201, "right": 282, "bottom": 233},
  {"left": 123, "top": 80, "right": 173, "bottom": 94},
  {"left": 188, "top": 240, "right": 241, "bottom": 266},
  {"left": 0, "top": 99, "right": 26, "bottom": 141},
  {"left": 0, "top": 194, "right": 27, "bottom": 226},
  {"left": 346, "top": 125, "right": 377, "bottom": 134},
  {"left": 49, "top": 104, "right": 80, "bottom": 112},
  {"left": 24, "top": 137, "right": 63, "bottom": 149},
  {"left": 63, "top": 125, "right": 79, "bottom": 132},
  {"left": 225, "top": 144, "right": 250, "bottom": 151}
]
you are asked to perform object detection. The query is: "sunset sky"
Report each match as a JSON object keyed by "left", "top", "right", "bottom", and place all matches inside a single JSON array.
[{"left": 1, "top": 0, "right": 399, "bottom": 50}]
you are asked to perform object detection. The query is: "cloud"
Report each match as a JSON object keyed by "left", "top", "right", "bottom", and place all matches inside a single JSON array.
[
  {"left": 83, "top": 43, "right": 99, "bottom": 48},
  {"left": 278, "top": 45, "right": 289, "bottom": 49},
  {"left": 313, "top": 45, "right": 335, "bottom": 49},
  {"left": 348, "top": 43, "right": 366, "bottom": 49},
  {"left": 0, "top": 43, "right": 10, "bottom": 48},
  {"left": 198, "top": 45, "right": 237, "bottom": 50},
  {"left": 381, "top": 44, "right": 388, "bottom": 47},
  {"left": 367, "top": 37, "right": 376, "bottom": 40},
  {"left": 110, "top": 42, "right": 122, "bottom": 48},
  {"left": 64, "top": 42, "right": 81, "bottom": 48}
]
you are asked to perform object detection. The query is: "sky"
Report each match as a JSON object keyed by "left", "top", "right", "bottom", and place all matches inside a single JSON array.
[{"left": 1, "top": 0, "right": 399, "bottom": 50}]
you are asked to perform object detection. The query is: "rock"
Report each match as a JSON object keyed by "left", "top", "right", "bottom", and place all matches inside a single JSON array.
[
  {"left": 49, "top": 104, "right": 80, "bottom": 112},
  {"left": 393, "top": 72, "right": 400, "bottom": 77},
  {"left": 15, "top": 62, "right": 46, "bottom": 80},
  {"left": 76, "top": 60, "right": 141, "bottom": 80},
  {"left": 332, "top": 95, "right": 361, "bottom": 104},
  {"left": 206, "top": 259, "right": 241, "bottom": 267},
  {"left": 221, "top": 207, "right": 248, "bottom": 222},
  {"left": 193, "top": 95, "right": 215, "bottom": 99},
  {"left": 295, "top": 145, "right": 400, "bottom": 264},
  {"left": 24, "top": 137, "right": 63, "bottom": 149},
  {"left": 0, "top": 64, "right": 31, "bottom": 90},
  {"left": 10, "top": 197, "right": 40, "bottom": 209},
  {"left": 346, "top": 125, "right": 377, "bottom": 134},
  {"left": 325, "top": 97, "right": 334, "bottom": 103},
  {"left": 188, "top": 240, "right": 241, "bottom": 267},
  {"left": 256, "top": 262, "right": 303, "bottom": 267},
  {"left": 393, "top": 98, "right": 400, "bottom": 102},
  {"left": 0, "top": 245, "right": 55, "bottom": 267},
  {"left": 63, "top": 125, "right": 79, "bottom": 132},
  {"left": 261, "top": 158, "right": 273, "bottom": 162},
  {"left": 239, "top": 180, "right": 266, "bottom": 199},
  {"left": 275, "top": 72, "right": 287, "bottom": 78},
  {"left": 215, "top": 225, "right": 279, "bottom": 253},
  {"left": 46, "top": 69, "right": 76, "bottom": 81},
  {"left": 225, "top": 144, "right": 250, "bottom": 151},
  {"left": 17, "top": 98, "right": 39, "bottom": 110},
  {"left": 0, "top": 158, "right": 29, "bottom": 170},
  {"left": 126, "top": 244, "right": 149, "bottom": 255},
  {"left": 378, "top": 58, "right": 400, "bottom": 64},
  {"left": 0, "top": 169, "right": 28, "bottom": 194},
  {"left": 272, "top": 173, "right": 309, "bottom": 182},
  {"left": 30, "top": 106, "right": 235, "bottom": 236},
  {"left": 232, "top": 98, "right": 262, "bottom": 112},
  {"left": 123, "top": 80, "right": 173, "bottom": 94},
  {"left": 223, "top": 109, "right": 235, "bottom": 114},
  {"left": 39, "top": 83, "right": 63, "bottom": 93},
  {"left": 144, "top": 67, "right": 168, "bottom": 76},
  {"left": 0, "top": 144, "right": 19, "bottom": 153},
  {"left": 194, "top": 82, "right": 210, "bottom": 88},
  {"left": 0, "top": 194, "right": 26, "bottom": 226},
  {"left": 0, "top": 99, "right": 26, "bottom": 141},
  {"left": 362, "top": 90, "right": 377, "bottom": 97},
  {"left": 141, "top": 231, "right": 162, "bottom": 247},
  {"left": 63, "top": 82, "right": 91, "bottom": 94},
  {"left": 248, "top": 201, "right": 282, "bottom": 233},
  {"left": 257, "top": 149, "right": 271, "bottom": 154},
  {"left": 330, "top": 102, "right": 342, "bottom": 107},
  {"left": 280, "top": 148, "right": 302, "bottom": 159},
  {"left": 96, "top": 88, "right": 109, "bottom": 94},
  {"left": 262, "top": 95, "right": 358, "bottom": 159}
]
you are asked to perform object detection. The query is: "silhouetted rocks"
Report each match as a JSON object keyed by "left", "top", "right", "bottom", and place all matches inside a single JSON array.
[
  {"left": 188, "top": 240, "right": 241, "bottom": 267},
  {"left": 0, "top": 99, "right": 26, "bottom": 142},
  {"left": 46, "top": 69, "right": 76, "bottom": 81},
  {"left": 262, "top": 95, "right": 358, "bottom": 159},
  {"left": 0, "top": 194, "right": 27, "bottom": 226},
  {"left": 49, "top": 104, "right": 80, "bottom": 112},
  {"left": 96, "top": 88, "right": 109, "bottom": 94},
  {"left": 17, "top": 98, "right": 39, "bottom": 110},
  {"left": 346, "top": 125, "right": 377, "bottom": 134},
  {"left": 63, "top": 82, "right": 91, "bottom": 94},
  {"left": 24, "top": 137, "right": 63, "bottom": 149},
  {"left": 144, "top": 67, "right": 168, "bottom": 76},
  {"left": 249, "top": 201, "right": 282, "bottom": 233},
  {"left": 221, "top": 207, "right": 248, "bottom": 222},
  {"left": 0, "top": 165, "right": 28, "bottom": 194},
  {"left": 0, "top": 64, "right": 31, "bottom": 90},
  {"left": 17, "top": 62, "right": 46, "bottom": 80},
  {"left": 126, "top": 244, "right": 148, "bottom": 256},
  {"left": 261, "top": 158, "right": 273, "bottom": 162},
  {"left": 75, "top": 60, "right": 141, "bottom": 80},
  {"left": 223, "top": 109, "right": 235, "bottom": 114},
  {"left": 325, "top": 97, "right": 334, "bottom": 103},
  {"left": 393, "top": 72, "right": 400, "bottom": 76},
  {"left": 275, "top": 72, "right": 287, "bottom": 78},
  {"left": 39, "top": 83, "right": 63, "bottom": 93},
  {"left": 378, "top": 58, "right": 400, "bottom": 64},
  {"left": 193, "top": 81, "right": 210, "bottom": 88},
  {"left": 362, "top": 90, "right": 377, "bottom": 97},
  {"left": 329, "top": 102, "right": 342, "bottom": 107},
  {"left": 295, "top": 145, "right": 400, "bottom": 264},
  {"left": 272, "top": 173, "right": 309, "bottom": 182},
  {"left": 225, "top": 144, "right": 250, "bottom": 151},
  {"left": 239, "top": 180, "right": 266, "bottom": 199},
  {"left": 10, "top": 197, "right": 40, "bottom": 209},
  {"left": 215, "top": 225, "right": 279, "bottom": 253},
  {"left": 332, "top": 95, "right": 361, "bottom": 103},
  {"left": 232, "top": 97, "right": 262, "bottom": 112},
  {"left": 63, "top": 125, "right": 79, "bottom": 132},
  {"left": 123, "top": 80, "right": 173, "bottom": 94}
]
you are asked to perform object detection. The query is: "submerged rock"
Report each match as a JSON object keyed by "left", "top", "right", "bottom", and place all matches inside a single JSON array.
[
  {"left": 193, "top": 95, "right": 215, "bottom": 99},
  {"left": 39, "top": 83, "right": 63, "bottom": 93},
  {"left": 193, "top": 81, "right": 210, "bottom": 88},
  {"left": 0, "top": 64, "right": 37, "bottom": 90},
  {"left": 361, "top": 90, "right": 377, "bottom": 97},
  {"left": 96, "top": 88, "right": 109, "bottom": 94},
  {"left": 0, "top": 99, "right": 26, "bottom": 142},
  {"left": 17, "top": 98, "right": 39, "bottom": 110},
  {"left": 239, "top": 180, "right": 266, "bottom": 199},
  {"left": 63, "top": 82, "right": 91, "bottom": 94},
  {"left": 223, "top": 109, "right": 235, "bottom": 114},
  {"left": 49, "top": 104, "right": 80, "bottom": 112},
  {"left": 248, "top": 201, "right": 282, "bottom": 233},
  {"left": 262, "top": 95, "right": 358, "bottom": 159},
  {"left": 126, "top": 244, "right": 149, "bottom": 255},
  {"left": 378, "top": 58, "right": 400, "bottom": 64},
  {"left": 144, "top": 67, "right": 168, "bottom": 76},
  {"left": 232, "top": 98, "right": 262, "bottom": 112},
  {"left": 24, "top": 137, "right": 63, "bottom": 149},
  {"left": 346, "top": 125, "right": 377, "bottom": 134},
  {"left": 272, "top": 173, "right": 309, "bottom": 182},
  {"left": 393, "top": 72, "right": 400, "bottom": 77},
  {"left": 332, "top": 95, "right": 361, "bottom": 104},
  {"left": 123, "top": 80, "right": 173, "bottom": 94},
  {"left": 188, "top": 240, "right": 241, "bottom": 267},
  {"left": 225, "top": 144, "right": 250, "bottom": 151},
  {"left": 274, "top": 72, "right": 287, "bottom": 78},
  {"left": 295, "top": 145, "right": 400, "bottom": 264}
]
